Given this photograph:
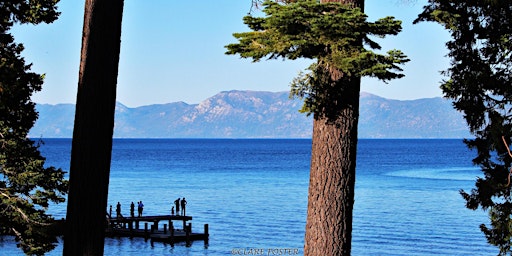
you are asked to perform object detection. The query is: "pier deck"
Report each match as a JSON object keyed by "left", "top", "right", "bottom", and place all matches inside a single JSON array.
[{"left": 106, "top": 214, "right": 208, "bottom": 246}]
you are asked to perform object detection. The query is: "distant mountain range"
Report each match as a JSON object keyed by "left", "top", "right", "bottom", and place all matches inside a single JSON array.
[{"left": 30, "top": 90, "right": 470, "bottom": 138}]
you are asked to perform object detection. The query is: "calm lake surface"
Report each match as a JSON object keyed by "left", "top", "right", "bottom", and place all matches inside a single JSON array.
[{"left": 0, "top": 139, "right": 496, "bottom": 255}]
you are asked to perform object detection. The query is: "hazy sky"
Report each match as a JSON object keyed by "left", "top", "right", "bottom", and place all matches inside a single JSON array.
[{"left": 12, "top": 0, "right": 450, "bottom": 107}]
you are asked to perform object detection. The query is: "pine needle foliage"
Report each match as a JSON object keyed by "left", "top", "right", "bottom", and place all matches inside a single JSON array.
[
  {"left": 416, "top": 1, "right": 512, "bottom": 254},
  {"left": 226, "top": 0, "right": 409, "bottom": 121},
  {"left": 0, "top": 1, "right": 68, "bottom": 255}
]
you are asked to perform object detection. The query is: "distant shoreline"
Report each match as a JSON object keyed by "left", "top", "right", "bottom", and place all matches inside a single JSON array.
[{"left": 30, "top": 91, "right": 469, "bottom": 139}]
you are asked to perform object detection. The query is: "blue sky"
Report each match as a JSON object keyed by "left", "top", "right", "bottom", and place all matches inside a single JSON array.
[{"left": 12, "top": 0, "right": 450, "bottom": 107}]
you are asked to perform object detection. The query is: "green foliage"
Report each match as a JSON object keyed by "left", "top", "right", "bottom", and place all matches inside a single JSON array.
[
  {"left": 416, "top": 1, "right": 512, "bottom": 254},
  {"left": 226, "top": 0, "right": 409, "bottom": 120},
  {"left": 0, "top": 1, "right": 68, "bottom": 255}
]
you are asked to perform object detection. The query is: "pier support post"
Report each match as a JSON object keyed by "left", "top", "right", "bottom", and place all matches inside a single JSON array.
[
  {"left": 186, "top": 222, "right": 191, "bottom": 247},
  {"left": 170, "top": 222, "right": 175, "bottom": 246},
  {"left": 164, "top": 224, "right": 167, "bottom": 234},
  {"left": 153, "top": 220, "right": 159, "bottom": 232},
  {"left": 204, "top": 224, "right": 209, "bottom": 245}
]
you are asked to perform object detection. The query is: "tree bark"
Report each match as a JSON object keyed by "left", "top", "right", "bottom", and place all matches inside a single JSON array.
[
  {"left": 304, "top": 1, "right": 363, "bottom": 255},
  {"left": 63, "top": 0, "right": 123, "bottom": 255},
  {"left": 304, "top": 77, "right": 360, "bottom": 255}
]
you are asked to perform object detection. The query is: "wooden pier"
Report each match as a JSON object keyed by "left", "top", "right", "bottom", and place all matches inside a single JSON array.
[{"left": 106, "top": 214, "right": 209, "bottom": 246}]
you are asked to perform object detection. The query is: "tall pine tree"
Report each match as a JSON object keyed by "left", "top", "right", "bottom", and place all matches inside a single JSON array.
[
  {"left": 0, "top": 1, "right": 68, "bottom": 255},
  {"left": 227, "top": 0, "right": 408, "bottom": 254},
  {"left": 415, "top": 1, "right": 512, "bottom": 255},
  {"left": 63, "top": 0, "right": 124, "bottom": 254}
]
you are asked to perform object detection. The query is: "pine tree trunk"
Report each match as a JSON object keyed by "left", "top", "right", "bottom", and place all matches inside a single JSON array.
[
  {"left": 63, "top": 0, "right": 123, "bottom": 255},
  {"left": 304, "top": 77, "right": 360, "bottom": 255},
  {"left": 304, "top": 1, "right": 363, "bottom": 255}
]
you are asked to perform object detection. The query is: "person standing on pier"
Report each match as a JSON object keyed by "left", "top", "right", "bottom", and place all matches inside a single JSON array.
[
  {"left": 138, "top": 201, "right": 144, "bottom": 217},
  {"left": 130, "top": 202, "right": 135, "bottom": 217},
  {"left": 181, "top": 198, "right": 187, "bottom": 216},
  {"left": 116, "top": 202, "right": 122, "bottom": 218},
  {"left": 174, "top": 198, "right": 180, "bottom": 216}
]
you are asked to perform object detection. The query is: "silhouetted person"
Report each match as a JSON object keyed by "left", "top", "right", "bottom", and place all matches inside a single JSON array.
[
  {"left": 130, "top": 202, "right": 135, "bottom": 217},
  {"left": 109, "top": 205, "right": 112, "bottom": 218},
  {"left": 181, "top": 197, "right": 187, "bottom": 216},
  {"left": 116, "top": 202, "right": 121, "bottom": 218},
  {"left": 174, "top": 198, "right": 180, "bottom": 216},
  {"left": 138, "top": 201, "right": 144, "bottom": 217},
  {"left": 171, "top": 206, "right": 175, "bottom": 215}
]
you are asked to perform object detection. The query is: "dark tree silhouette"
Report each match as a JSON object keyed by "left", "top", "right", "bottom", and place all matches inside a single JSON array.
[
  {"left": 0, "top": 1, "right": 68, "bottom": 255},
  {"left": 416, "top": 1, "right": 512, "bottom": 255},
  {"left": 63, "top": 0, "right": 124, "bottom": 255}
]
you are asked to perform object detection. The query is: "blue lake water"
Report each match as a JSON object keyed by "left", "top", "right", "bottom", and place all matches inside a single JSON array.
[{"left": 0, "top": 139, "right": 497, "bottom": 255}]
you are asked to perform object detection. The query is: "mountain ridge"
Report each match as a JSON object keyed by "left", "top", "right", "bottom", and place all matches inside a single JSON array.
[{"left": 30, "top": 90, "right": 470, "bottom": 138}]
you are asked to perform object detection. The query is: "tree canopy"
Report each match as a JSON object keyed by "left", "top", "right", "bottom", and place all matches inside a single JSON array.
[
  {"left": 226, "top": 0, "right": 409, "bottom": 121},
  {"left": 0, "top": 1, "right": 68, "bottom": 255},
  {"left": 416, "top": 1, "right": 512, "bottom": 254}
]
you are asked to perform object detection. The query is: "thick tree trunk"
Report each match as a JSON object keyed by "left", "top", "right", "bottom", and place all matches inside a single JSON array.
[
  {"left": 63, "top": 0, "right": 123, "bottom": 255},
  {"left": 304, "top": 77, "right": 360, "bottom": 255},
  {"left": 304, "top": 2, "right": 363, "bottom": 255}
]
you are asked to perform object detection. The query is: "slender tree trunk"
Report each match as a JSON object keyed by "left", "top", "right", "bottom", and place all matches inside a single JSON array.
[
  {"left": 63, "top": 0, "right": 123, "bottom": 255},
  {"left": 304, "top": 1, "right": 363, "bottom": 255}
]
